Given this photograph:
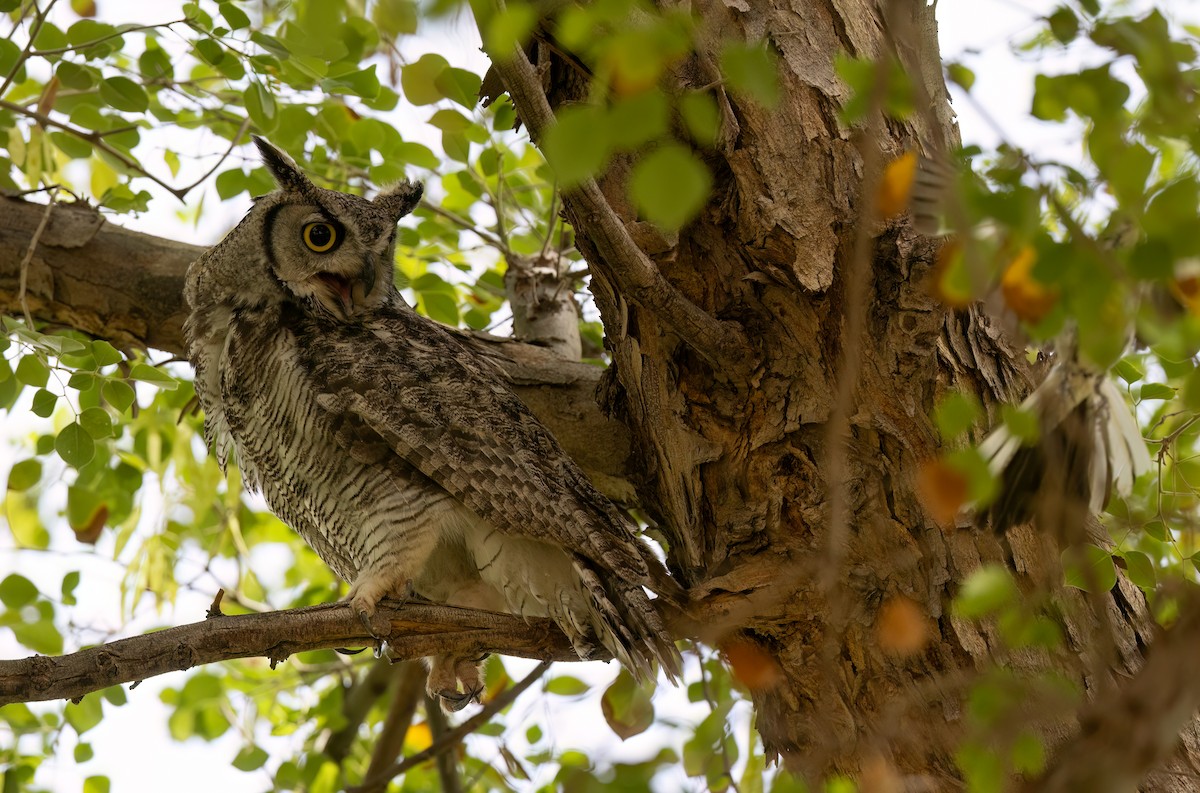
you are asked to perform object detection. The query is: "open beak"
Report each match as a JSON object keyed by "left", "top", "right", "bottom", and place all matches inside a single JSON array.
[{"left": 314, "top": 255, "right": 377, "bottom": 318}]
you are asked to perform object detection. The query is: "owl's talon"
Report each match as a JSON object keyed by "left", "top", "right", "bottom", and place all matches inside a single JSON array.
[{"left": 437, "top": 686, "right": 480, "bottom": 712}]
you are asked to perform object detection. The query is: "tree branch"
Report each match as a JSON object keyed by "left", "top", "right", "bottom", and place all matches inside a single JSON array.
[
  {"left": 0, "top": 601, "right": 586, "bottom": 707},
  {"left": 480, "top": 31, "right": 752, "bottom": 376},
  {"left": 1028, "top": 587, "right": 1200, "bottom": 792},
  {"left": 0, "top": 196, "right": 636, "bottom": 498},
  {"left": 351, "top": 661, "right": 552, "bottom": 793},
  {"left": 360, "top": 662, "right": 427, "bottom": 790}
]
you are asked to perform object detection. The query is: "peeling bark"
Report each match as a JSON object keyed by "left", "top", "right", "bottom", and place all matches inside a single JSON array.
[{"left": 484, "top": 0, "right": 1200, "bottom": 787}]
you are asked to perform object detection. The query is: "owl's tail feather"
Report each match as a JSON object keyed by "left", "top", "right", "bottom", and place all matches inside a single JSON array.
[{"left": 575, "top": 560, "right": 683, "bottom": 684}]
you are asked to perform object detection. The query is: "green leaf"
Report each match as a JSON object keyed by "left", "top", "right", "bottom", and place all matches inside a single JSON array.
[
  {"left": 434, "top": 67, "right": 482, "bottom": 109},
  {"left": 66, "top": 695, "right": 104, "bottom": 736},
  {"left": 601, "top": 669, "right": 654, "bottom": 740},
  {"left": 680, "top": 91, "right": 720, "bottom": 147},
  {"left": 954, "top": 565, "right": 1018, "bottom": 618},
  {"left": 232, "top": 746, "right": 269, "bottom": 772},
  {"left": 244, "top": 82, "right": 277, "bottom": 132},
  {"left": 101, "top": 379, "right": 136, "bottom": 414},
  {"left": 372, "top": 0, "right": 417, "bottom": 37},
  {"left": 1143, "top": 520, "right": 1169, "bottom": 541},
  {"left": 1048, "top": 7, "right": 1079, "bottom": 43},
  {"left": 55, "top": 422, "right": 96, "bottom": 468},
  {"left": 1063, "top": 544, "right": 1118, "bottom": 592},
  {"left": 541, "top": 105, "right": 611, "bottom": 186},
  {"left": 82, "top": 776, "right": 110, "bottom": 793},
  {"left": 934, "top": 392, "right": 981, "bottom": 439},
  {"left": 219, "top": 2, "right": 250, "bottom": 30},
  {"left": 1121, "top": 550, "right": 1156, "bottom": 591},
  {"left": 215, "top": 168, "right": 248, "bottom": 200},
  {"left": 7, "top": 459, "right": 42, "bottom": 492},
  {"left": 74, "top": 743, "right": 95, "bottom": 763},
  {"left": 15, "top": 356, "right": 49, "bottom": 388},
  {"left": 129, "top": 363, "right": 179, "bottom": 389},
  {"left": 99, "top": 76, "right": 149, "bottom": 112},
  {"left": 79, "top": 406, "right": 113, "bottom": 438},
  {"left": 90, "top": 341, "right": 121, "bottom": 366},
  {"left": 485, "top": 3, "right": 537, "bottom": 55},
  {"left": 322, "top": 66, "right": 380, "bottom": 99},
  {"left": 1112, "top": 359, "right": 1144, "bottom": 384},
  {"left": 62, "top": 571, "right": 80, "bottom": 606},
  {"left": 401, "top": 53, "right": 449, "bottom": 105},
  {"left": 545, "top": 676, "right": 590, "bottom": 696},
  {"left": 946, "top": 62, "right": 975, "bottom": 92},
  {"left": 30, "top": 388, "right": 57, "bottom": 418},
  {"left": 629, "top": 144, "right": 712, "bottom": 231},
  {"left": 0, "top": 573, "right": 38, "bottom": 608},
  {"left": 1138, "top": 383, "right": 1175, "bottom": 401},
  {"left": 719, "top": 42, "right": 779, "bottom": 107}
]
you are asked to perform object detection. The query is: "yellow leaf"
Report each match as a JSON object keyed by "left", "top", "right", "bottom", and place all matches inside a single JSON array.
[
  {"left": 1000, "top": 246, "right": 1057, "bottom": 322},
  {"left": 405, "top": 721, "right": 432, "bottom": 752},
  {"left": 877, "top": 151, "right": 917, "bottom": 218},
  {"left": 91, "top": 157, "right": 117, "bottom": 199}
]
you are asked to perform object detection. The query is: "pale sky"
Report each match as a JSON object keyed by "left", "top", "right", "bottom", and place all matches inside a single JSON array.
[{"left": 3, "top": 1, "right": 1193, "bottom": 791}]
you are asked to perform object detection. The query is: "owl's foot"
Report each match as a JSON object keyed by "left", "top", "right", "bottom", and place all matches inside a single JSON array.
[
  {"left": 425, "top": 653, "right": 487, "bottom": 713},
  {"left": 347, "top": 570, "right": 413, "bottom": 641}
]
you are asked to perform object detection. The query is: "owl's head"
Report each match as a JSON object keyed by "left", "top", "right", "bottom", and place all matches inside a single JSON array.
[{"left": 186, "top": 136, "right": 422, "bottom": 320}]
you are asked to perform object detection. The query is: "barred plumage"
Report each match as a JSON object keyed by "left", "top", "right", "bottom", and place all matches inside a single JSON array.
[{"left": 184, "top": 138, "right": 681, "bottom": 709}]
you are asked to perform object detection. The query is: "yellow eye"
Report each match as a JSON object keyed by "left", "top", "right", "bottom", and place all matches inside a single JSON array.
[{"left": 303, "top": 222, "right": 338, "bottom": 253}]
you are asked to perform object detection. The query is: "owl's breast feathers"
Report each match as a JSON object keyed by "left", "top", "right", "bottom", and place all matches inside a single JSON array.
[{"left": 188, "top": 292, "right": 682, "bottom": 678}]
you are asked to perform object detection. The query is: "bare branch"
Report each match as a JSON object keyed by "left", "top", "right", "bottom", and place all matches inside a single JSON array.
[
  {"left": 351, "top": 661, "right": 552, "bottom": 793},
  {"left": 0, "top": 602, "right": 585, "bottom": 707},
  {"left": 361, "top": 663, "right": 427, "bottom": 789},
  {"left": 425, "top": 693, "right": 464, "bottom": 793}
]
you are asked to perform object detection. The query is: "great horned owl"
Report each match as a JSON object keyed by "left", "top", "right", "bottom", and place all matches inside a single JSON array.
[{"left": 184, "top": 137, "right": 682, "bottom": 708}]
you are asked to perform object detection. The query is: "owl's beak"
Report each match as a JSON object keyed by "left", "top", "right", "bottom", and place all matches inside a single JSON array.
[{"left": 313, "top": 255, "right": 376, "bottom": 318}]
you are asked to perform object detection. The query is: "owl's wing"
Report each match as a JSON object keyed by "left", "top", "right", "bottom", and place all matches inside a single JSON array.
[{"left": 305, "top": 302, "right": 678, "bottom": 602}]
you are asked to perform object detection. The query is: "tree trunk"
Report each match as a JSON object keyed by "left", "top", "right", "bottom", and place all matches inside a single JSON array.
[{"left": 486, "top": 0, "right": 1200, "bottom": 786}]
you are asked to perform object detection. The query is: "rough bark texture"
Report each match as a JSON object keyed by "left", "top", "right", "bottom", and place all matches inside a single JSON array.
[
  {"left": 0, "top": 601, "right": 582, "bottom": 707},
  {"left": 486, "top": 0, "right": 1200, "bottom": 787}
]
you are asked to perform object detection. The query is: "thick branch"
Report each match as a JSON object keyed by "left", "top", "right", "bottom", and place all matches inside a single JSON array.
[
  {"left": 482, "top": 39, "right": 752, "bottom": 375},
  {"left": 0, "top": 196, "right": 635, "bottom": 497},
  {"left": 1029, "top": 587, "right": 1200, "bottom": 792},
  {"left": 0, "top": 601, "right": 587, "bottom": 707}
]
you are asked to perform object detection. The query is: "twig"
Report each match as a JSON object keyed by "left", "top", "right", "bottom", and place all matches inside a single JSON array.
[
  {"left": 27, "top": 19, "right": 187, "bottom": 58},
  {"left": 350, "top": 660, "right": 552, "bottom": 792},
  {"left": 172, "top": 118, "right": 252, "bottom": 196},
  {"left": 359, "top": 662, "right": 427, "bottom": 787},
  {"left": 0, "top": 0, "right": 60, "bottom": 98},
  {"left": 479, "top": 11, "right": 751, "bottom": 375},
  {"left": 425, "top": 692, "right": 464, "bottom": 793},
  {"left": 419, "top": 198, "right": 510, "bottom": 253},
  {"left": 324, "top": 661, "right": 397, "bottom": 763},
  {"left": 0, "top": 99, "right": 187, "bottom": 201},
  {"left": 820, "top": 4, "right": 895, "bottom": 596},
  {"left": 16, "top": 187, "right": 57, "bottom": 325}
]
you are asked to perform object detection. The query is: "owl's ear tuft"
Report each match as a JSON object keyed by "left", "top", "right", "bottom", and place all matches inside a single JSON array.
[
  {"left": 374, "top": 180, "right": 424, "bottom": 222},
  {"left": 253, "top": 136, "right": 311, "bottom": 193}
]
